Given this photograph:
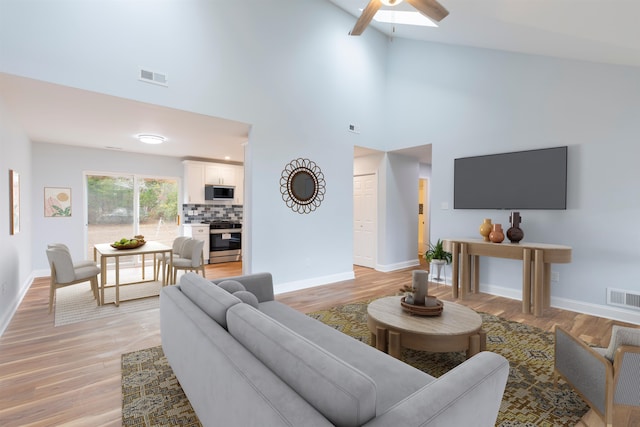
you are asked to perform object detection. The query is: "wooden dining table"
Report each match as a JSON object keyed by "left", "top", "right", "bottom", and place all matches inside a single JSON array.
[{"left": 93, "top": 241, "right": 172, "bottom": 306}]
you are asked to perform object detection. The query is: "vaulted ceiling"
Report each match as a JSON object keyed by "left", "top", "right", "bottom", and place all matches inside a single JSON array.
[{"left": 2, "top": 0, "right": 639, "bottom": 164}]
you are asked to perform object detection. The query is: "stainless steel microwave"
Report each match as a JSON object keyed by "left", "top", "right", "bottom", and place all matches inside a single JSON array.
[{"left": 205, "top": 185, "right": 235, "bottom": 200}]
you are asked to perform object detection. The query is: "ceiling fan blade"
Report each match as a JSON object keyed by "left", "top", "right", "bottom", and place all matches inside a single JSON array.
[
  {"left": 406, "top": 0, "right": 449, "bottom": 22},
  {"left": 350, "top": 0, "right": 382, "bottom": 36}
]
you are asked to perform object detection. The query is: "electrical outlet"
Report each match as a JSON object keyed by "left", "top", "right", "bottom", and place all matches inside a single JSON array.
[{"left": 551, "top": 272, "right": 560, "bottom": 282}]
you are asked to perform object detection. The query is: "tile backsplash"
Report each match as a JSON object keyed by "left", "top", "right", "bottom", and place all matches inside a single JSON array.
[{"left": 183, "top": 204, "right": 243, "bottom": 223}]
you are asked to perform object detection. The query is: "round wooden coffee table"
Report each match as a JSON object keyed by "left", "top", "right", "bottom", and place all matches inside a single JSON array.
[{"left": 367, "top": 296, "right": 486, "bottom": 359}]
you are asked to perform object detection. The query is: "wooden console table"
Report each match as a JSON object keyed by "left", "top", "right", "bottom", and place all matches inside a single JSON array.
[{"left": 442, "top": 239, "right": 571, "bottom": 317}]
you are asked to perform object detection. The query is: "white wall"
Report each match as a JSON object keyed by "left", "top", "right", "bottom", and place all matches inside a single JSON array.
[
  {"left": 386, "top": 40, "right": 640, "bottom": 323},
  {"left": 378, "top": 153, "right": 420, "bottom": 271},
  {"left": 0, "top": 0, "right": 391, "bottom": 289},
  {"left": 4, "top": 0, "right": 638, "bottom": 323},
  {"left": 30, "top": 143, "right": 183, "bottom": 271},
  {"left": 0, "top": 98, "right": 33, "bottom": 335}
]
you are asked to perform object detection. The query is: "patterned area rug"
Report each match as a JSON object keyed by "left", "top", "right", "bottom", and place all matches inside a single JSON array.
[{"left": 121, "top": 301, "right": 588, "bottom": 427}]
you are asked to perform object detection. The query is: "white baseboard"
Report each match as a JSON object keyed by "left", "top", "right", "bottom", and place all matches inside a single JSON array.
[
  {"left": 551, "top": 296, "right": 640, "bottom": 325},
  {"left": 375, "top": 259, "right": 421, "bottom": 273},
  {"left": 483, "top": 284, "right": 640, "bottom": 325},
  {"left": 0, "top": 273, "right": 36, "bottom": 337},
  {"left": 274, "top": 270, "right": 355, "bottom": 295}
]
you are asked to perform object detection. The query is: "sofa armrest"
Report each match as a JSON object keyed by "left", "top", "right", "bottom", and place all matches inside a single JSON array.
[
  {"left": 212, "top": 272, "right": 274, "bottom": 302},
  {"left": 363, "top": 351, "right": 509, "bottom": 427}
]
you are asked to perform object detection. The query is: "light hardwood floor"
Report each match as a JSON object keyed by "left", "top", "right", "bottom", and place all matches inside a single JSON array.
[{"left": 0, "top": 262, "right": 634, "bottom": 426}]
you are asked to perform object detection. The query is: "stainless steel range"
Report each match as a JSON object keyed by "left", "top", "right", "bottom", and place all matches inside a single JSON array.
[{"left": 208, "top": 221, "right": 242, "bottom": 264}]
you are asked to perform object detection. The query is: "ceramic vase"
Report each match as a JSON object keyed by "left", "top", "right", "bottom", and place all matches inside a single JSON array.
[
  {"left": 507, "top": 211, "right": 524, "bottom": 243},
  {"left": 489, "top": 224, "right": 505, "bottom": 243},
  {"left": 412, "top": 270, "right": 429, "bottom": 305},
  {"left": 479, "top": 218, "right": 492, "bottom": 242}
]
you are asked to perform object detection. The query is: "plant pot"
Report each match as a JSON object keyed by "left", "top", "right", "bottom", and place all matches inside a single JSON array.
[{"left": 431, "top": 259, "right": 446, "bottom": 282}]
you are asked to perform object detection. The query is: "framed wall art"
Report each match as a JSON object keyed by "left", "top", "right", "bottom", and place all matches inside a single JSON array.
[
  {"left": 9, "top": 169, "right": 20, "bottom": 234},
  {"left": 44, "top": 187, "right": 72, "bottom": 217}
]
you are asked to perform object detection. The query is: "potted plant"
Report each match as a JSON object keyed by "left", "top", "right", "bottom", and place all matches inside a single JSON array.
[{"left": 424, "top": 239, "right": 452, "bottom": 282}]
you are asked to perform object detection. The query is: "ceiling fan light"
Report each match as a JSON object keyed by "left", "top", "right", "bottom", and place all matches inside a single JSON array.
[
  {"left": 373, "top": 10, "right": 437, "bottom": 27},
  {"left": 137, "top": 134, "right": 166, "bottom": 145},
  {"left": 380, "top": 0, "right": 403, "bottom": 5}
]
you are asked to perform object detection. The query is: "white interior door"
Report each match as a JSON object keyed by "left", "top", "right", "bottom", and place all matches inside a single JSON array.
[{"left": 354, "top": 174, "right": 376, "bottom": 268}]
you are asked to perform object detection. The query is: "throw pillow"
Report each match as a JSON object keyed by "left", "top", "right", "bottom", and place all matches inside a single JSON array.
[
  {"left": 218, "top": 280, "right": 246, "bottom": 294},
  {"left": 233, "top": 290, "right": 260, "bottom": 308}
]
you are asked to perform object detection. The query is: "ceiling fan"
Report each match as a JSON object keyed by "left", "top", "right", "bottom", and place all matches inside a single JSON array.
[{"left": 350, "top": 0, "right": 449, "bottom": 36}]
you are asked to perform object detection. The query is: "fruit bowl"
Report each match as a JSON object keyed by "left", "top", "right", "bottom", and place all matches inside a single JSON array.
[{"left": 110, "top": 239, "right": 146, "bottom": 250}]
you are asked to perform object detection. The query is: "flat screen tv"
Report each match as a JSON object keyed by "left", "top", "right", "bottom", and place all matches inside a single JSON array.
[{"left": 454, "top": 146, "right": 567, "bottom": 210}]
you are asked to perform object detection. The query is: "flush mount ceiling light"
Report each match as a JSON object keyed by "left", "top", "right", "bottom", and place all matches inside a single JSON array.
[
  {"left": 380, "top": 0, "right": 402, "bottom": 5},
  {"left": 137, "top": 134, "right": 166, "bottom": 145}
]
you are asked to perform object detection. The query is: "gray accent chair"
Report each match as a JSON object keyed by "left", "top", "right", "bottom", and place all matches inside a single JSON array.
[
  {"left": 47, "top": 243, "right": 96, "bottom": 268},
  {"left": 170, "top": 238, "right": 205, "bottom": 283},
  {"left": 46, "top": 247, "right": 101, "bottom": 313},
  {"left": 555, "top": 325, "right": 640, "bottom": 426},
  {"left": 155, "top": 236, "right": 189, "bottom": 281}
]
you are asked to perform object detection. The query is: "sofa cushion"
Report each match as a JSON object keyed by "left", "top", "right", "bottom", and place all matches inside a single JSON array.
[
  {"left": 217, "top": 279, "right": 246, "bottom": 294},
  {"left": 233, "top": 290, "right": 260, "bottom": 308},
  {"left": 212, "top": 272, "right": 274, "bottom": 303},
  {"left": 227, "top": 303, "right": 377, "bottom": 427},
  {"left": 179, "top": 272, "right": 240, "bottom": 329},
  {"left": 259, "top": 300, "right": 433, "bottom": 415}
]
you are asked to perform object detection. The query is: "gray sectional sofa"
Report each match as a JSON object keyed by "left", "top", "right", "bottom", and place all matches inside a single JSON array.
[{"left": 160, "top": 272, "right": 509, "bottom": 427}]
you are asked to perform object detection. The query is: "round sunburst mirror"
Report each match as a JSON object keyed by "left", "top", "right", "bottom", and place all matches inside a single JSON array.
[{"left": 280, "top": 158, "right": 326, "bottom": 214}]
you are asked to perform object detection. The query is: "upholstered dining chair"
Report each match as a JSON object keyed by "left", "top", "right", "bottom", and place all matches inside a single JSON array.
[
  {"left": 155, "top": 236, "right": 190, "bottom": 281},
  {"left": 46, "top": 247, "right": 101, "bottom": 313},
  {"left": 554, "top": 325, "right": 640, "bottom": 427},
  {"left": 170, "top": 238, "right": 206, "bottom": 283},
  {"left": 47, "top": 243, "right": 97, "bottom": 268}
]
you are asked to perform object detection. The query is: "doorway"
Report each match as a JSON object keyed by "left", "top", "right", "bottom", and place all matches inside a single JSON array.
[
  {"left": 353, "top": 174, "right": 377, "bottom": 268},
  {"left": 418, "top": 178, "right": 430, "bottom": 257}
]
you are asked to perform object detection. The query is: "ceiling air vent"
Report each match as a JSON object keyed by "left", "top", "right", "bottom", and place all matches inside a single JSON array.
[
  {"left": 607, "top": 288, "right": 640, "bottom": 311},
  {"left": 139, "top": 68, "right": 168, "bottom": 87}
]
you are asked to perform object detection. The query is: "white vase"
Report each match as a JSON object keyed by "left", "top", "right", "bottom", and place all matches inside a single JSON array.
[{"left": 412, "top": 270, "right": 429, "bottom": 304}]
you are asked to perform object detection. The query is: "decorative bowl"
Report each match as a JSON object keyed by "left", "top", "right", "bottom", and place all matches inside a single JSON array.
[
  {"left": 400, "top": 296, "right": 443, "bottom": 316},
  {"left": 110, "top": 240, "right": 146, "bottom": 250}
]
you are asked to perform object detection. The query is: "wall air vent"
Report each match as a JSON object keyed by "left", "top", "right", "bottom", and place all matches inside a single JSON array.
[
  {"left": 607, "top": 288, "right": 640, "bottom": 311},
  {"left": 139, "top": 68, "right": 168, "bottom": 87}
]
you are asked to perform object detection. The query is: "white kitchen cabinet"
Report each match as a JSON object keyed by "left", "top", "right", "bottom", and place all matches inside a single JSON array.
[
  {"left": 184, "top": 160, "right": 244, "bottom": 205},
  {"left": 205, "top": 164, "right": 236, "bottom": 186},
  {"left": 234, "top": 166, "right": 244, "bottom": 205},
  {"left": 183, "top": 224, "right": 210, "bottom": 264},
  {"left": 183, "top": 161, "right": 205, "bottom": 204}
]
